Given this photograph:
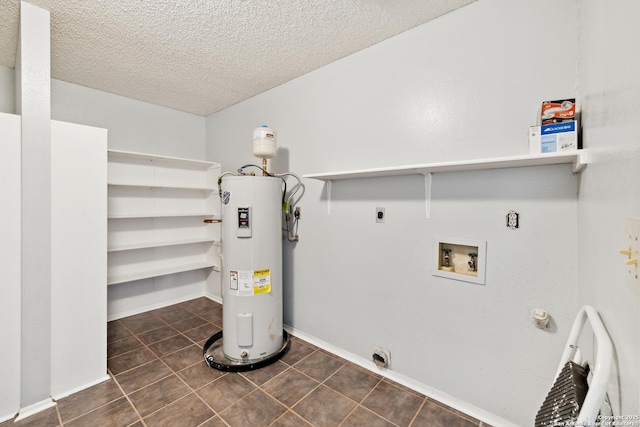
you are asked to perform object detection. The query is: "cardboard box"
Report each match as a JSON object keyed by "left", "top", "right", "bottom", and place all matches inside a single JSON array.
[
  {"left": 541, "top": 99, "right": 576, "bottom": 124},
  {"left": 529, "top": 121, "right": 578, "bottom": 154}
]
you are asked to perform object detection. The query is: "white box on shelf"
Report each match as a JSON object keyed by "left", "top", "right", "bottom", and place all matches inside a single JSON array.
[{"left": 530, "top": 122, "right": 578, "bottom": 154}]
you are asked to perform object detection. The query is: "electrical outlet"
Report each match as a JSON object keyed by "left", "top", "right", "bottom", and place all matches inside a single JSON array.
[
  {"left": 376, "top": 207, "right": 385, "bottom": 223},
  {"left": 506, "top": 210, "right": 519, "bottom": 229}
]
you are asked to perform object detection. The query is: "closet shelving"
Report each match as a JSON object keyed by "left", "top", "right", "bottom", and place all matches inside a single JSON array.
[{"left": 107, "top": 150, "right": 222, "bottom": 286}]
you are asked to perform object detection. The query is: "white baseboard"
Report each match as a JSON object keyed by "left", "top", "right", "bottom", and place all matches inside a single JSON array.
[
  {"left": 284, "top": 325, "right": 519, "bottom": 427},
  {"left": 51, "top": 375, "right": 111, "bottom": 401},
  {"left": 0, "top": 412, "right": 17, "bottom": 424},
  {"left": 15, "top": 398, "right": 56, "bottom": 422}
]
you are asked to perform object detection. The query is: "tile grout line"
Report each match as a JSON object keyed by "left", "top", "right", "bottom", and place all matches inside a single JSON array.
[
  {"left": 55, "top": 402, "right": 64, "bottom": 426},
  {"left": 109, "top": 313, "right": 220, "bottom": 377},
  {"left": 338, "top": 376, "right": 405, "bottom": 427},
  {"left": 436, "top": 398, "right": 485, "bottom": 426},
  {"left": 108, "top": 307, "right": 222, "bottom": 400},
  {"left": 110, "top": 300, "right": 483, "bottom": 427},
  {"left": 150, "top": 305, "right": 230, "bottom": 425},
  {"left": 110, "top": 319, "right": 195, "bottom": 422},
  {"left": 107, "top": 301, "right": 225, "bottom": 424},
  {"left": 258, "top": 358, "right": 327, "bottom": 425},
  {"left": 275, "top": 348, "right": 391, "bottom": 426},
  {"left": 158, "top": 361, "right": 224, "bottom": 426},
  {"left": 268, "top": 410, "right": 309, "bottom": 427},
  {"left": 127, "top": 331, "right": 213, "bottom": 424},
  {"left": 53, "top": 372, "right": 136, "bottom": 426},
  {"left": 257, "top": 369, "right": 321, "bottom": 414},
  {"left": 407, "top": 398, "right": 428, "bottom": 427},
  {"left": 106, "top": 370, "right": 147, "bottom": 427},
  {"left": 335, "top": 374, "right": 383, "bottom": 427}
]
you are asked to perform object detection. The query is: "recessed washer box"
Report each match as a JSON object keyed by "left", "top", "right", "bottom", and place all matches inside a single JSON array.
[{"left": 433, "top": 237, "right": 486, "bottom": 285}]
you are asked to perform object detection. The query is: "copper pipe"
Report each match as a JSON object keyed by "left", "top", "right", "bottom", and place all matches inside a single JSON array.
[{"left": 203, "top": 219, "right": 222, "bottom": 223}]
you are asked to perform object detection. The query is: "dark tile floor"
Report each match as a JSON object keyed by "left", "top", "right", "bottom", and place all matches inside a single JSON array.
[{"left": 2, "top": 297, "right": 491, "bottom": 427}]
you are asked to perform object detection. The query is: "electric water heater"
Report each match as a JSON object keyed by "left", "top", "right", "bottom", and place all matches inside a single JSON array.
[
  {"left": 219, "top": 175, "right": 284, "bottom": 361},
  {"left": 204, "top": 125, "right": 299, "bottom": 372}
]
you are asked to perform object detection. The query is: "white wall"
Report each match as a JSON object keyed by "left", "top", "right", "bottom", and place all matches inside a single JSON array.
[
  {"left": 16, "top": 2, "right": 53, "bottom": 410},
  {"left": 206, "top": 1, "right": 578, "bottom": 425},
  {"left": 0, "top": 113, "right": 22, "bottom": 422},
  {"left": 3, "top": 69, "right": 210, "bottom": 323},
  {"left": 577, "top": 0, "right": 640, "bottom": 418},
  {"left": 51, "top": 79, "right": 206, "bottom": 159},
  {"left": 1, "top": 69, "right": 207, "bottom": 158},
  {"left": 49, "top": 79, "right": 210, "bottom": 320},
  {"left": 0, "top": 65, "right": 14, "bottom": 113},
  {"left": 51, "top": 120, "right": 108, "bottom": 398}
]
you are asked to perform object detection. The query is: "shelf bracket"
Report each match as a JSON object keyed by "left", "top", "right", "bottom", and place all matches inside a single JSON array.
[
  {"left": 573, "top": 149, "right": 589, "bottom": 173},
  {"left": 421, "top": 172, "right": 432, "bottom": 220}
]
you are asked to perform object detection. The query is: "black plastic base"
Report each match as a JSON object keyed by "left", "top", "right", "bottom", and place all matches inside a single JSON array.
[{"left": 203, "top": 330, "right": 290, "bottom": 372}]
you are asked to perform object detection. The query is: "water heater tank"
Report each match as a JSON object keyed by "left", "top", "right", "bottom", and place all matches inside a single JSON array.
[{"left": 220, "top": 175, "right": 284, "bottom": 361}]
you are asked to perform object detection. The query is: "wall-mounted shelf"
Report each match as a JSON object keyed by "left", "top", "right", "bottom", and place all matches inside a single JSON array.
[
  {"left": 108, "top": 212, "right": 220, "bottom": 219},
  {"left": 303, "top": 150, "right": 587, "bottom": 181},
  {"left": 108, "top": 237, "right": 220, "bottom": 252},
  {"left": 108, "top": 261, "right": 221, "bottom": 286},
  {"left": 107, "top": 182, "right": 216, "bottom": 191},
  {"left": 304, "top": 151, "right": 588, "bottom": 217},
  {"left": 108, "top": 149, "right": 219, "bottom": 168},
  {"left": 107, "top": 150, "right": 221, "bottom": 289}
]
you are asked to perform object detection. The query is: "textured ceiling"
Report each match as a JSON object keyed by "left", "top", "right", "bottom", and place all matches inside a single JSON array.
[{"left": 0, "top": 0, "right": 475, "bottom": 116}]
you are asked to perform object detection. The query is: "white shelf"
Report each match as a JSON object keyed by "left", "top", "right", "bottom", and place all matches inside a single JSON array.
[
  {"left": 108, "top": 212, "right": 219, "bottom": 219},
  {"left": 107, "top": 261, "right": 220, "bottom": 286},
  {"left": 107, "top": 149, "right": 222, "bottom": 290},
  {"left": 303, "top": 150, "right": 588, "bottom": 181},
  {"left": 108, "top": 238, "right": 220, "bottom": 252},
  {"left": 305, "top": 151, "right": 588, "bottom": 217},
  {"left": 107, "top": 149, "right": 219, "bottom": 189},
  {"left": 108, "top": 149, "right": 220, "bottom": 168},
  {"left": 108, "top": 182, "right": 216, "bottom": 191}
]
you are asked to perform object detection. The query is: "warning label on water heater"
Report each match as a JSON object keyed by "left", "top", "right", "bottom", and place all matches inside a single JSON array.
[
  {"left": 253, "top": 269, "right": 271, "bottom": 294},
  {"left": 229, "top": 269, "right": 271, "bottom": 296}
]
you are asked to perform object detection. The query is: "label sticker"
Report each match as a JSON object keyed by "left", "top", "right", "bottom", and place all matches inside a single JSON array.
[
  {"left": 253, "top": 268, "right": 271, "bottom": 294},
  {"left": 222, "top": 191, "right": 231, "bottom": 204},
  {"left": 229, "top": 270, "right": 238, "bottom": 290},
  {"left": 228, "top": 269, "right": 271, "bottom": 296},
  {"left": 237, "top": 270, "right": 254, "bottom": 296}
]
